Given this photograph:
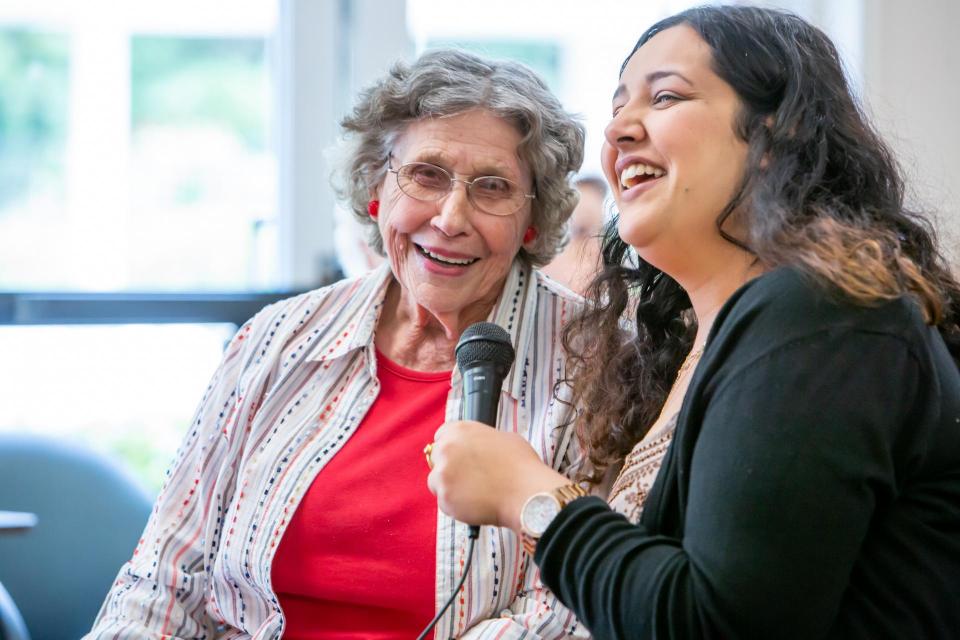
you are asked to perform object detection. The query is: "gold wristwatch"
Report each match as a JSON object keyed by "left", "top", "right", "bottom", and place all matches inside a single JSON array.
[{"left": 519, "top": 483, "right": 588, "bottom": 555}]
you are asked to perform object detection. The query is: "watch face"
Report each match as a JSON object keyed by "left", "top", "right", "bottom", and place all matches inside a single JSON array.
[{"left": 521, "top": 493, "right": 560, "bottom": 536}]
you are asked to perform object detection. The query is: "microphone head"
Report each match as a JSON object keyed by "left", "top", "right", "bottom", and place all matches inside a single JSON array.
[{"left": 455, "top": 322, "right": 515, "bottom": 374}]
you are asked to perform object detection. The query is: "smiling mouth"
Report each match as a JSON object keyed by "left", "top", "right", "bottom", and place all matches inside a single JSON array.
[
  {"left": 415, "top": 244, "right": 479, "bottom": 267},
  {"left": 619, "top": 162, "right": 666, "bottom": 189}
]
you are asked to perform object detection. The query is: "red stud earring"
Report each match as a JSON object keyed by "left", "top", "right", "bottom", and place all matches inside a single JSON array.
[
  {"left": 367, "top": 200, "right": 380, "bottom": 218},
  {"left": 523, "top": 226, "right": 537, "bottom": 244}
]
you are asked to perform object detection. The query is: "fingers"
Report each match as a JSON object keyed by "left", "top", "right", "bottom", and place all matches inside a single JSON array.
[
  {"left": 434, "top": 419, "right": 491, "bottom": 442},
  {"left": 427, "top": 421, "right": 556, "bottom": 527},
  {"left": 426, "top": 463, "right": 440, "bottom": 497},
  {"left": 425, "top": 424, "right": 482, "bottom": 522},
  {"left": 425, "top": 447, "right": 468, "bottom": 522}
]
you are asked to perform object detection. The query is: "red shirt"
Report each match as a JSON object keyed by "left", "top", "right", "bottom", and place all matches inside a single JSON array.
[{"left": 271, "top": 350, "right": 450, "bottom": 639}]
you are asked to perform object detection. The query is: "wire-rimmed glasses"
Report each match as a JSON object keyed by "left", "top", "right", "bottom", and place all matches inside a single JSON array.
[{"left": 387, "top": 160, "right": 535, "bottom": 216}]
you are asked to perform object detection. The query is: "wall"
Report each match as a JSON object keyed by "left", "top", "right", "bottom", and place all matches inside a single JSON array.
[{"left": 862, "top": 0, "right": 960, "bottom": 267}]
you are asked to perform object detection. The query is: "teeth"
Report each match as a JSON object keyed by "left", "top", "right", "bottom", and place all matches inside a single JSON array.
[
  {"left": 620, "top": 162, "right": 665, "bottom": 188},
  {"left": 419, "top": 245, "right": 477, "bottom": 265}
]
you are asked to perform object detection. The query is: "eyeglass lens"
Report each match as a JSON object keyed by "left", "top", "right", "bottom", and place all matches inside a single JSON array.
[{"left": 396, "top": 162, "right": 527, "bottom": 215}]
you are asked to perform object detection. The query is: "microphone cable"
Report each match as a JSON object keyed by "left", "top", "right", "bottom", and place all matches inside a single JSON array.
[{"left": 415, "top": 526, "right": 480, "bottom": 640}]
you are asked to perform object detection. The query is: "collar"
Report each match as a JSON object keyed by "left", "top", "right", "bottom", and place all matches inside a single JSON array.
[
  {"left": 481, "top": 259, "right": 537, "bottom": 402},
  {"left": 305, "top": 260, "right": 539, "bottom": 403},
  {"left": 304, "top": 261, "right": 394, "bottom": 364}
]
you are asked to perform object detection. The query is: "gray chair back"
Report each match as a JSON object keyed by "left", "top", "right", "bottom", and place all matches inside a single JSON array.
[{"left": 0, "top": 434, "right": 152, "bottom": 640}]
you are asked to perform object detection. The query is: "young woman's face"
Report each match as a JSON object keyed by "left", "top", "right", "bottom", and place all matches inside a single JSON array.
[{"left": 602, "top": 24, "right": 749, "bottom": 271}]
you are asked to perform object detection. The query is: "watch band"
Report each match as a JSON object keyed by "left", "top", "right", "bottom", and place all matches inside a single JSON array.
[{"left": 520, "top": 483, "right": 588, "bottom": 555}]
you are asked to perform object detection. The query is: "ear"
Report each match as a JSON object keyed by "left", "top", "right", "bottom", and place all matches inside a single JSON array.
[{"left": 522, "top": 226, "right": 538, "bottom": 246}]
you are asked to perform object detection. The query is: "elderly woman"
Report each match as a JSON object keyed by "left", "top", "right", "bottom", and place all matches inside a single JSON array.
[{"left": 87, "top": 49, "right": 586, "bottom": 639}]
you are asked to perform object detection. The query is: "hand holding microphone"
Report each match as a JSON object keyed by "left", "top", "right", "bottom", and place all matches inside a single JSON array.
[
  {"left": 426, "top": 322, "right": 572, "bottom": 533},
  {"left": 426, "top": 321, "right": 520, "bottom": 528},
  {"left": 420, "top": 322, "right": 573, "bottom": 639}
]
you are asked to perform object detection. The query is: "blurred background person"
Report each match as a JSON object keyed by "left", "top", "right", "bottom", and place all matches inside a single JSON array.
[
  {"left": 334, "top": 202, "right": 384, "bottom": 278},
  {"left": 541, "top": 176, "right": 607, "bottom": 295}
]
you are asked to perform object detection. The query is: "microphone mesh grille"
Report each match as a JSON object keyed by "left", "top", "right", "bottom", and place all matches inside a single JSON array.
[{"left": 455, "top": 322, "right": 515, "bottom": 371}]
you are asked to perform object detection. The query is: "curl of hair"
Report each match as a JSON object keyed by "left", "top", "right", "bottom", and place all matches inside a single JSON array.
[
  {"left": 565, "top": 5, "right": 960, "bottom": 485},
  {"left": 332, "top": 49, "right": 585, "bottom": 266}
]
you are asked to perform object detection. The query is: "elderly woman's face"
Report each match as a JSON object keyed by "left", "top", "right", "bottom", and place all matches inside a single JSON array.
[{"left": 376, "top": 109, "right": 533, "bottom": 318}]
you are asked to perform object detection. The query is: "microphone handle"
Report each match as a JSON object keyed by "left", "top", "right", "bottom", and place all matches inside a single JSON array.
[
  {"left": 461, "top": 364, "right": 502, "bottom": 427},
  {"left": 460, "top": 363, "right": 504, "bottom": 539}
]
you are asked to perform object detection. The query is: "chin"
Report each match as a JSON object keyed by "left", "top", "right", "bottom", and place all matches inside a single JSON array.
[
  {"left": 616, "top": 221, "right": 651, "bottom": 250},
  {"left": 413, "top": 290, "right": 463, "bottom": 313}
]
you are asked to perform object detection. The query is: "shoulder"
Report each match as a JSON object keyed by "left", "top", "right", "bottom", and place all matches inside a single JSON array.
[
  {"left": 525, "top": 269, "right": 586, "bottom": 357},
  {"left": 699, "top": 266, "right": 944, "bottom": 386},
  {"left": 240, "top": 269, "right": 386, "bottom": 355},
  {"left": 533, "top": 269, "right": 586, "bottom": 303},
  {"left": 716, "top": 266, "right": 926, "bottom": 350},
  {"left": 496, "top": 267, "right": 586, "bottom": 401},
  {"left": 530, "top": 268, "right": 587, "bottom": 323},
  {"left": 492, "top": 264, "right": 585, "bottom": 363}
]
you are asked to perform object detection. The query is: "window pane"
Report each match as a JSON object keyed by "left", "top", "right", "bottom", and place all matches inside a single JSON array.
[
  {"left": 0, "top": 29, "right": 70, "bottom": 289},
  {"left": 0, "top": 323, "right": 235, "bottom": 494},
  {"left": 129, "top": 36, "right": 278, "bottom": 291},
  {"left": 0, "top": 18, "right": 277, "bottom": 292},
  {"left": 426, "top": 38, "right": 562, "bottom": 91}
]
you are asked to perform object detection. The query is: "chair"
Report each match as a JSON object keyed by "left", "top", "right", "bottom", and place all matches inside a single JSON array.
[
  {"left": 0, "top": 580, "right": 30, "bottom": 640},
  {"left": 0, "top": 433, "right": 152, "bottom": 640}
]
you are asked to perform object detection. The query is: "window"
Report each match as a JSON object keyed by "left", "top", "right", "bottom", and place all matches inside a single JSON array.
[
  {"left": 0, "top": 28, "right": 70, "bottom": 289},
  {"left": 0, "top": 324, "right": 233, "bottom": 492},
  {"left": 0, "top": 1, "right": 278, "bottom": 292},
  {"left": 0, "top": 1, "right": 280, "bottom": 493},
  {"left": 128, "top": 35, "right": 277, "bottom": 291}
]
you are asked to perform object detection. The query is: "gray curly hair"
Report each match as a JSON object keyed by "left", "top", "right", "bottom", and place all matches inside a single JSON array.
[{"left": 333, "top": 48, "right": 585, "bottom": 266}]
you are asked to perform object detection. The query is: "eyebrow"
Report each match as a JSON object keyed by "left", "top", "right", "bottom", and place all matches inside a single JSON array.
[
  {"left": 411, "top": 151, "right": 454, "bottom": 168},
  {"left": 612, "top": 69, "right": 694, "bottom": 102},
  {"left": 412, "top": 151, "right": 517, "bottom": 179},
  {"left": 647, "top": 70, "right": 693, "bottom": 86}
]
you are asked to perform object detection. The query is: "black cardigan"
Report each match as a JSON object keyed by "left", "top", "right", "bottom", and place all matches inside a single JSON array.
[{"left": 536, "top": 267, "right": 960, "bottom": 639}]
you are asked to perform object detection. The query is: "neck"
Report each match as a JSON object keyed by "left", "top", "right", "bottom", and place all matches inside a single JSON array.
[
  {"left": 673, "top": 251, "right": 763, "bottom": 345},
  {"left": 375, "top": 278, "right": 498, "bottom": 371}
]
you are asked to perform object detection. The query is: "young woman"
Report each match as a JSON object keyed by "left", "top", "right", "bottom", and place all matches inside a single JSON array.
[{"left": 427, "top": 6, "right": 960, "bottom": 638}]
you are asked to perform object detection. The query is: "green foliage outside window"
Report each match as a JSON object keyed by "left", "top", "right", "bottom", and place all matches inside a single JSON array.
[
  {"left": 426, "top": 38, "right": 562, "bottom": 94},
  {"left": 0, "top": 30, "right": 69, "bottom": 211},
  {"left": 131, "top": 36, "right": 267, "bottom": 151}
]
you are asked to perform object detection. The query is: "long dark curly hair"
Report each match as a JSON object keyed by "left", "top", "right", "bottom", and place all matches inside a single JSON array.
[{"left": 564, "top": 5, "right": 960, "bottom": 485}]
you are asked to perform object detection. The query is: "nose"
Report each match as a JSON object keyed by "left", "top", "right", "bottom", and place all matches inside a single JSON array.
[
  {"left": 431, "top": 181, "right": 472, "bottom": 237},
  {"left": 604, "top": 102, "right": 647, "bottom": 148}
]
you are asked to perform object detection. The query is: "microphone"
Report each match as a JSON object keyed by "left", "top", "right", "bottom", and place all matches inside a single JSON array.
[
  {"left": 455, "top": 322, "right": 515, "bottom": 541},
  {"left": 455, "top": 322, "right": 515, "bottom": 427},
  {"left": 416, "top": 322, "right": 515, "bottom": 640}
]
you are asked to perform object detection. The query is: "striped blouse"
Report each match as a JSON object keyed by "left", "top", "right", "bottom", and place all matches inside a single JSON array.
[{"left": 86, "top": 260, "right": 589, "bottom": 639}]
